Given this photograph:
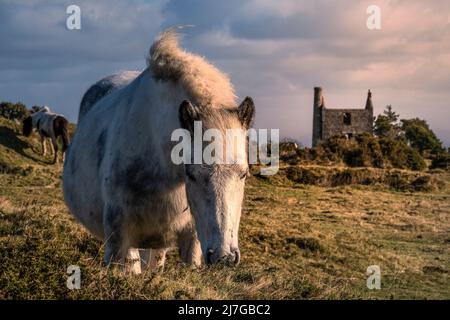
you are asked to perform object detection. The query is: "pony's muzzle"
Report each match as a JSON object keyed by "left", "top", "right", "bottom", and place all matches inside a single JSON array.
[{"left": 206, "top": 247, "right": 240, "bottom": 265}]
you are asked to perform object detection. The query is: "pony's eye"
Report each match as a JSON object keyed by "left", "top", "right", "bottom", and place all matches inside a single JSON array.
[
  {"left": 186, "top": 171, "right": 197, "bottom": 182},
  {"left": 240, "top": 170, "right": 248, "bottom": 180}
]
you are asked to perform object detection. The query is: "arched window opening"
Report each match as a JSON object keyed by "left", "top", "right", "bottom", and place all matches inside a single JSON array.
[{"left": 343, "top": 112, "right": 352, "bottom": 125}]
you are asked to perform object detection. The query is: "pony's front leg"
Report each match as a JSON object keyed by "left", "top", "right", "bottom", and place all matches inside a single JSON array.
[
  {"left": 140, "top": 248, "right": 167, "bottom": 272},
  {"left": 177, "top": 226, "right": 202, "bottom": 267},
  {"left": 103, "top": 205, "right": 127, "bottom": 268},
  {"left": 126, "top": 248, "right": 142, "bottom": 274}
]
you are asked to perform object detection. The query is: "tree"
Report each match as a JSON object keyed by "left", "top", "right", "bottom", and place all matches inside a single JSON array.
[
  {"left": 374, "top": 105, "right": 400, "bottom": 138},
  {"left": 400, "top": 118, "right": 443, "bottom": 155},
  {"left": 384, "top": 105, "right": 399, "bottom": 123}
]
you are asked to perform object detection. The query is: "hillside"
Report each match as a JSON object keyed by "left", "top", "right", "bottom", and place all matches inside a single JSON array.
[{"left": 0, "top": 118, "right": 449, "bottom": 299}]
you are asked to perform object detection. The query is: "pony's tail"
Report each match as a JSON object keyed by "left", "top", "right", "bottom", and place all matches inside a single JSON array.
[
  {"left": 22, "top": 116, "right": 33, "bottom": 137},
  {"left": 54, "top": 116, "right": 70, "bottom": 153},
  {"left": 61, "top": 125, "right": 69, "bottom": 153}
]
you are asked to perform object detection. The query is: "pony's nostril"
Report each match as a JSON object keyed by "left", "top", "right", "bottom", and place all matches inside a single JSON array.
[
  {"left": 206, "top": 249, "right": 215, "bottom": 264},
  {"left": 232, "top": 248, "right": 241, "bottom": 265},
  {"left": 207, "top": 248, "right": 240, "bottom": 265}
]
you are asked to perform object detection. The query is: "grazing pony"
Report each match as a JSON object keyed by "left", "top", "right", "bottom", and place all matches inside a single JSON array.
[
  {"left": 23, "top": 106, "right": 70, "bottom": 163},
  {"left": 62, "top": 30, "right": 256, "bottom": 274}
]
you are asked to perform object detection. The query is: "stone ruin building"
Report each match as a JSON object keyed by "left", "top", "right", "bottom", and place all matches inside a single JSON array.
[{"left": 312, "top": 87, "right": 374, "bottom": 147}]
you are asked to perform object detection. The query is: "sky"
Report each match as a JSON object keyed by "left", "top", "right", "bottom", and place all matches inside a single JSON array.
[{"left": 0, "top": 0, "right": 449, "bottom": 147}]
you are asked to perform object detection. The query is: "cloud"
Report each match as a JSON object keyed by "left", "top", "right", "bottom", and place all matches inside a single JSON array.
[
  {"left": 0, "top": 0, "right": 166, "bottom": 120},
  {"left": 0, "top": 0, "right": 449, "bottom": 146},
  {"left": 0, "top": 0, "right": 166, "bottom": 64}
]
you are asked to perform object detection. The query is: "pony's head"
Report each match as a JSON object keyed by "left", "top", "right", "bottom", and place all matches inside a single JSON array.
[
  {"left": 179, "top": 97, "right": 255, "bottom": 265},
  {"left": 30, "top": 106, "right": 41, "bottom": 114},
  {"left": 150, "top": 29, "right": 256, "bottom": 264},
  {"left": 22, "top": 116, "right": 33, "bottom": 137}
]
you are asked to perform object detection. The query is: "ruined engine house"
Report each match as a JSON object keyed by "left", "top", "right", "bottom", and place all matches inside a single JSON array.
[{"left": 312, "top": 87, "right": 374, "bottom": 147}]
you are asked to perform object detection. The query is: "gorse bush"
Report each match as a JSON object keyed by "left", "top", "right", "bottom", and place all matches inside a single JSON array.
[
  {"left": 279, "top": 133, "right": 427, "bottom": 171},
  {"left": 0, "top": 102, "right": 30, "bottom": 121},
  {"left": 313, "top": 133, "right": 425, "bottom": 170},
  {"left": 378, "top": 136, "right": 426, "bottom": 171}
]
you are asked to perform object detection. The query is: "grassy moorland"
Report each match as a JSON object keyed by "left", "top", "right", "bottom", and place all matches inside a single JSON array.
[{"left": 0, "top": 118, "right": 449, "bottom": 299}]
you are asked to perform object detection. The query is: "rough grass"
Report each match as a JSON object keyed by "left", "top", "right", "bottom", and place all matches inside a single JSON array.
[
  {"left": 254, "top": 164, "right": 446, "bottom": 192},
  {"left": 0, "top": 119, "right": 449, "bottom": 299}
]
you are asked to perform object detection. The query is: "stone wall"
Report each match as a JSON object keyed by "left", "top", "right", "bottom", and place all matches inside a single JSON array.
[{"left": 321, "top": 108, "right": 373, "bottom": 140}]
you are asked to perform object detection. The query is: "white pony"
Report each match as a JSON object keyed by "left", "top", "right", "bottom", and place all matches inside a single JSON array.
[
  {"left": 23, "top": 106, "right": 70, "bottom": 163},
  {"left": 63, "top": 30, "right": 255, "bottom": 273}
]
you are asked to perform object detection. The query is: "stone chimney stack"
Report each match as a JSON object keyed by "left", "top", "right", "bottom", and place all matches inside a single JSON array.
[
  {"left": 312, "top": 87, "right": 324, "bottom": 147},
  {"left": 365, "top": 89, "right": 373, "bottom": 112},
  {"left": 365, "top": 89, "right": 374, "bottom": 132}
]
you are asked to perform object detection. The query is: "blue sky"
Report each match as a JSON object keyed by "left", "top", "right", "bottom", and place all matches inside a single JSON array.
[{"left": 0, "top": 0, "right": 449, "bottom": 146}]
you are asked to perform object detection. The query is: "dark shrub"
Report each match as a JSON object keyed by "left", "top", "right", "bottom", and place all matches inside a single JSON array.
[
  {"left": 386, "top": 172, "right": 411, "bottom": 191},
  {"left": 430, "top": 152, "right": 450, "bottom": 171},
  {"left": 401, "top": 118, "right": 444, "bottom": 155},
  {"left": 344, "top": 147, "right": 366, "bottom": 167},
  {"left": 405, "top": 148, "right": 427, "bottom": 171},
  {"left": 280, "top": 140, "right": 301, "bottom": 165},
  {"left": 310, "top": 133, "right": 425, "bottom": 171},
  {"left": 379, "top": 137, "right": 426, "bottom": 171},
  {"left": 411, "top": 176, "right": 435, "bottom": 192},
  {"left": 0, "top": 102, "right": 29, "bottom": 121}
]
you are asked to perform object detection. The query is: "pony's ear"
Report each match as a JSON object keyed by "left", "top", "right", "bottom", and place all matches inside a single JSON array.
[
  {"left": 30, "top": 106, "right": 40, "bottom": 114},
  {"left": 178, "top": 100, "right": 200, "bottom": 133},
  {"left": 237, "top": 97, "right": 255, "bottom": 129},
  {"left": 22, "top": 116, "right": 33, "bottom": 137}
]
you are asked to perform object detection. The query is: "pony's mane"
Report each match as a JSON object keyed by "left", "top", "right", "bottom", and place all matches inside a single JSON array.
[
  {"left": 147, "top": 30, "right": 237, "bottom": 109},
  {"left": 40, "top": 106, "right": 51, "bottom": 113}
]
